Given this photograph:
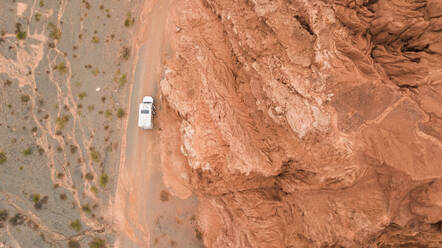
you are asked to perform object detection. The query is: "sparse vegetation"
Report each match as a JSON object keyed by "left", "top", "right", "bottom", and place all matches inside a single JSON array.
[
  {"left": 90, "top": 150, "right": 100, "bottom": 163},
  {"left": 54, "top": 62, "right": 67, "bottom": 73},
  {"left": 32, "top": 195, "right": 48, "bottom": 210},
  {"left": 78, "top": 92, "right": 87, "bottom": 100},
  {"left": 35, "top": 13, "right": 42, "bottom": 22},
  {"left": 70, "top": 145, "right": 78, "bottom": 154},
  {"left": 88, "top": 105, "right": 95, "bottom": 111},
  {"left": 0, "top": 210, "right": 8, "bottom": 221},
  {"left": 92, "top": 36, "right": 99, "bottom": 44},
  {"left": 0, "top": 152, "right": 6, "bottom": 164},
  {"left": 92, "top": 68, "right": 100, "bottom": 76},
  {"left": 68, "top": 240, "right": 81, "bottom": 248},
  {"left": 39, "top": 0, "right": 44, "bottom": 7},
  {"left": 99, "top": 174, "right": 108, "bottom": 187},
  {"left": 105, "top": 109, "right": 112, "bottom": 118},
  {"left": 81, "top": 204, "right": 91, "bottom": 214},
  {"left": 21, "top": 94, "right": 30, "bottom": 102},
  {"left": 118, "top": 74, "right": 127, "bottom": 87},
  {"left": 48, "top": 23, "right": 61, "bottom": 40},
  {"left": 70, "top": 219, "right": 82, "bottom": 232},
  {"left": 31, "top": 193, "right": 41, "bottom": 204},
  {"left": 16, "top": 31, "right": 26, "bottom": 40},
  {"left": 160, "top": 190, "right": 169, "bottom": 202},
  {"left": 89, "top": 238, "right": 106, "bottom": 248},
  {"left": 56, "top": 115, "right": 69, "bottom": 129},
  {"left": 60, "top": 193, "right": 67, "bottom": 200},
  {"left": 117, "top": 108, "right": 125, "bottom": 118},
  {"left": 4, "top": 80, "right": 12, "bottom": 86},
  {"left": 85, "top": 173, "right": 94, "bottom": 180},
  {"left": 23, "top": 147, "right": 32, "bottom": 156},
  {"left": 38, "top": 147, "right": 45, "bottom": 155},
  {"left": 91, "top": 186, "right": 98, "bottom": 195},
  {"left": 121, "top": 47, "right": 130, "bottom": 60},
  {"left": 9, "top": 213, "right": 25, "bottom": 226},
  {"left": 124, "top": 13, "right": 134, "bottom": 27}
]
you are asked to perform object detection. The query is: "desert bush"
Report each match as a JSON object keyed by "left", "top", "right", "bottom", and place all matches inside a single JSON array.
[
  {"left": 48, "top": 23, "right": 61, "bottom": 40},
  {"left": 105, "top": 110, "right": 112, "bottom": 118},
  {"left": 121, "top": 47, "right": 130, "bottom": 60},
  {"left": 21, "top": 95, "right": 30, "bottom": 102},
  {"left": 0, "top": 152, "right": 6, "bottom": 164},
  {"left": 124, "top": 13, "right": 134, "bottom": 27},
  {"left": 68, "top": 240, "right": 80, "bottom": 248},
  {"left": 90, "top": 150, "right": 100, "bottom": 162},
  {"left": 16, "top": 32, "right": 26, "bottom": 40},
  {"left": 89, "top": 238, "right": 106, "bottom": 248},
  {"left": 79, "top": 92, "right": 87, "bottom": 100},
  {"left": 35, "top": 13, "right": 42, "bottom": 22},
  {"left": 54, "top": 62, "right": 67, "bottom": 73},
  {"left": 56, "top": 115, "right": 69, "bottom": 129},
  {"left": 23, "top": 148, "right": 32, "bottom": 156},
  {"left": 0, "top": 210, "right": 8, "bottom": 221},
  {"left": 92, "top": 36, "right": 99, "bottom": 44},
  {"left": 118, "top": 74, "right": 127, "bottom": 87},
  {"left": 117, "top": 108, "right": 125, "bottom": 118},
  {"left": 99, "top": 174, "right": 108, "bottom": 187},
  {"left": 70, "top": 219, "right": 82, "bottom": 232},
  {"left": 85, "top": 173, "right": 94, "bottom": 180}
]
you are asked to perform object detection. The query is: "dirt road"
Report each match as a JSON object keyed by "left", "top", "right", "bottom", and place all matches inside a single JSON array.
[{"left": 114, "top": 0, "right": 202, "bottom": 247}]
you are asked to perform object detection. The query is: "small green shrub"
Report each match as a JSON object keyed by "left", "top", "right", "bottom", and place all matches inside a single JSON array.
[
  {"left": 92, "top": 36, "right": 99, "bottom": 44},
  {"left": 23, "top": 148, "right": 32, "bottom": 156},
  {"left": 16, "top": 31, "right": 26, "bottom": 40},
  {"left": 99, "top": 174, "right": 108, "bottom": 187},
  {"left": 81, "top": 204, "right": 91, "bottom": 214},
  {"left": 56, "top": 115, "right": 69, "bottom": 129},
  {"left": 85, "top": 173, "right": 94, "bottom": 180},
  {"left": 104, "top": 109, "right": 112, "bottom": 118},
  {"left": 0, "top": 152, "right": 6, "bottom": 164},
  {"left": 91, "top": 186, "right": 98, "bottom": 195},
  {"left": 121, "top": 47, "right": 130, "bottom": 60},
  {"left": 39, "top": 0, "right": 44, "bottom": 7},
  {"left": 92, "top": 68, "right": 100, "bottom": 76},
  {"left": 70, "top": 219, "right": 82, "bottom": 232},
  {"left": 54, "top": 62, "right": 67, "bottom": 73},
  {"left": 124, "top": 13, "right": 134, "bottom": 27},
  {"left": 21, "top": 95, "right": 30, "bottom": 102},
  {"left": 118, "top": 74, "right": 127, "bottom": 87},
  {"left": 48, "top": 23, "right": 61, "bottom": 40},
  {"left": 89, "top": 238, "right": 106, "bottom": 248},
  {"left": 31, "top": 193, "right": 40, "bottom": 204},
  {"left": 78, "top": 92, "right": 87, "bottom": 100},
  {"left": 68, "top": 240, "right": 81, "bottom": 248},
  {"left": 35, "top": 13, "right": 42, "bottom": 22},
  {"left": 90, "top": 150, "right": 100, "bottom": 162},
  {"left": 117, "top": 108, "right": 125, "bottom": 118}
]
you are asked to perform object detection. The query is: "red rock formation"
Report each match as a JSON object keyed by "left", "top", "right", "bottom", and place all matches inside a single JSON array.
[{"left": 159, "top": 0, "right": 442, "bottom": 246}]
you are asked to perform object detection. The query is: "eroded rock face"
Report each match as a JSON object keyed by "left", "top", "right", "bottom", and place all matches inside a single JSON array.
[{"left": 159, "top": 0, "right": 442, "bottom": 247}]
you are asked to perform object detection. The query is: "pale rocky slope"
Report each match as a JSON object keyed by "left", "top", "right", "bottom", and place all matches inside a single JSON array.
[{"left": 158, "top": 0, "right": 442, "bottom": 247}]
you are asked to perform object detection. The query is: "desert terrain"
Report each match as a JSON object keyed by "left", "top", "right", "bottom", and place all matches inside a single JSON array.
[
  {"left": 1, "top": 0, "right": 442, "bottom": 247},
  {"left": 0, "top": 0, "right": 140, "bottom": 247}
]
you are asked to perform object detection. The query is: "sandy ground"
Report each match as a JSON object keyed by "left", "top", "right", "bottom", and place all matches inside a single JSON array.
[{"left": 114, "top": 0, "right": 203, "bottom": 247}]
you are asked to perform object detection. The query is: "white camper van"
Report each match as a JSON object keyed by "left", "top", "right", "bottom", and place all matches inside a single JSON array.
[{"left": 138, "top": 96, "right": 154, "bottom": 129}]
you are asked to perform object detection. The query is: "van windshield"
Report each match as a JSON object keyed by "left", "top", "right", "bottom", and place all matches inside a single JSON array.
[{"left": 141, "top": 110, "right": 150, "bottom": 114}]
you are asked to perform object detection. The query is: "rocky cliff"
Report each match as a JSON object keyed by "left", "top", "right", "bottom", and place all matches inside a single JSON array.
[{"left": 158, "top": 0, "right": 442, "bottom": 247}]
